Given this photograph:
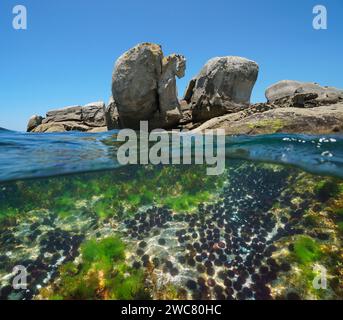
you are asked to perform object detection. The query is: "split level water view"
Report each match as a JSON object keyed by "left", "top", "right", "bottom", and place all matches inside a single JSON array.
[{"left": 0, "top": 128, "right": 342, "bottom": 300}]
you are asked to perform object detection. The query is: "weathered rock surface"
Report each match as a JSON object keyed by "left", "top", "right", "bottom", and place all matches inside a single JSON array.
[
  {"left": 186, "top": 56, "right": 259, "bottom": 123},
  {"left": 31, "top": 122, "right": 90, "bottom": 133},
  {"left": 265, "top": 80, "right": 303, "bottom": 102},
  {"left": 82, "top": 102, "right": 107, "bottom": 127},
  {"left": 157, "top": 54, "right": 186, "bottom": 128},
  {"left": 27, "top": 115, "right": 43, "bottom": 132},
  {"left": 25, "top": 43, "right": 343, "bottom": 136},
  {"left": 30, "top": 102, "right": 107, "bottom": 133},
  {"left": 112, "top": 43, "right": 163, "bottom": 129},
  {"left": 105, "top": 97, "right": 121, "bottom": 130},
  {"left": 183, "top": 78, "right": 196, "bottom": 103},
  {"left": 192, "top": 103, "right": 343, "bottom": 135},
  {"left": 266, "top": 80, "right": 343, "bottom": 107},
  {"left": 111, "top": 43, "right": 186, "bottom": 129}
]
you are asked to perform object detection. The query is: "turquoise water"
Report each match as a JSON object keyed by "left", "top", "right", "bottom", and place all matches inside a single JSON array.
[{"left": 0, "top": 129, "right": 342, "bottom": 300}]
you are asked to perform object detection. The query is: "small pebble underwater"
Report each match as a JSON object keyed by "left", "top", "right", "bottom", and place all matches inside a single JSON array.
[{"left": 0, "top": 131, "right": 342, "bottom": 300}]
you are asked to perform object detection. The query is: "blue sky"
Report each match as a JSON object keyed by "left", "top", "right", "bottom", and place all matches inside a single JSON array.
[{"left": 0, "top": 0, "right": 342, "bottom": 131}]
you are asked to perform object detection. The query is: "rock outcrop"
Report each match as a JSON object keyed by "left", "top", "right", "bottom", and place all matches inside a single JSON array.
[
  {"left": 157, "top": 54, "right": 186, "bottom": 128},
  {"left": 192, "top": 102, "right": 343, "bottom": 135},
  {"left": 265, "top": 80, "right": 303, "bottom": 102},
  {"left": 27, "top": 115, "right": 43, "bottom": 132},
  {"left": 190, "top": 80, "right": 343, "bottom": 135},
  {"left": 185, "top": 56, "right": 259, "bottom": 123},
  {"left": 266, "top": 80, "right": 343, "bottom": 108},
  {"left": 25, "top": 43, "right": 343, "bottom": 136},
  {"left": 105, "top": 97, "right": 121, "bottom": 130},
  {"left": 29, "top": 102, "right": 108, "bottom": 133},
  {"left": 111, "top": 43, "right": 186, "bottom": 129}
]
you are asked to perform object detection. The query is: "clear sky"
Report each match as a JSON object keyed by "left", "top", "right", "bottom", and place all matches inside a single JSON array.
[{"left": 0, "top": 0, "right": 342, "bottom": 131}]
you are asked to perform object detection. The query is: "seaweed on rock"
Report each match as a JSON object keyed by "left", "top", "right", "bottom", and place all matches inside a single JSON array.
[
  {"left": 40, "top": 236, "right": 149, "bottom": 300},
  {"left": 293, "top": 236, "right": 322, "bottom": 265}
]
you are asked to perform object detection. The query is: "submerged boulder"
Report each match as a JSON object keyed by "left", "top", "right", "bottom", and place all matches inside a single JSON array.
[
  {"left": 111, "top": 43, "right": 186, "bottom": 129},
  {"left": 186, "top": 56, "right": 259, "bottom": 122}
]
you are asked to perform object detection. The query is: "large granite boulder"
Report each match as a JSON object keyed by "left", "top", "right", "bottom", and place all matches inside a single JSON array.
[
  {"left": 111, "top": 43, "right": 186, "bottom": 129},
  {"left": 29, "top": 102, "right": 108, "bottom": 133},
  {"left": 265, "top": 80, "right": 303, "bottom": 102},
  {"left": 43, "top": 105, "right": 82, "bottom": 124},
  {"left": 186, "top": 56, "right": 259, "bottom": 122},
  {"left": 266, "top": 80, "right": 343, "bottom": 107},
  {"left": 112, "top": 43, "right": 163, "bottom": 129},
  {"left": 82, "top": 102, "right": 107, "bottom": 127}
]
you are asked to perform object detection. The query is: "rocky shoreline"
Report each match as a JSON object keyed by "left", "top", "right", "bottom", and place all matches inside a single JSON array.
[{"left": 27, "top": 43, "right": 343, "bottom": 135}]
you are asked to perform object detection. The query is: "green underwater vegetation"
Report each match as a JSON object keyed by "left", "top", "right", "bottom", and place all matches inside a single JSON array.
[
  {"left": 41, "top": 236, "right": 149, "bottom": 300},
  {"left": 293, "top": 236, "right": 322, "bottom": 265},
  {"left": 0, "top": 161, "right": 342, "bottom": 300},
  {"left": 0, "top": 164, "right": 225, "bottom": 223}
]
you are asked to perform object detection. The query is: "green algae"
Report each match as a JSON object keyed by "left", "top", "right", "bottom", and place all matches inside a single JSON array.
[
  {"left": 293, "top": 236, "right": 322, "bottom": 265},
  {"left": 81, "top": 237, "right": 125, "bottom": 267},
  {"left": 248, "top": 119, "right": 285, "bottom": 133},
  {"left": 0, "top": 164, "right": 225, "bottom": 221},
  {"left": 43, "top": 236, "right": 148, "bottom": 300}
]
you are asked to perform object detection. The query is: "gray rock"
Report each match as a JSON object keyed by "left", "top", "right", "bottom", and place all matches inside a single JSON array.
[
  {"left": 157, "top": 54, "right": 186, "bottom": 128},
  {"left": 82, "top": 101, "right": 107, "bottom": 127},
  {"left": 111, "top": 43, "right": 163, "bottom": 129},
  {"left": 32, "top": 121, "right": 90, "bottom": 133},
  {"left": 265, "top": 80, "right": 303, "bottom": 102},
  {"left": 190, "top": 56, "right": 259, "bottom": 122},
  {"left": 105, "top": 97, "right": 121, "bottom": 130},
  {"left": 111, "top": 43, "right": 187, "bottom": 130},
  {"left": 27, "top": 115, "right": 43, "bottom": 132},
  {"left": 43, "top": 105, "right": 82, "bottom": 124},
  {"left": 31, "top": 101, "right": 108, "bottom": 133},
  {"left": 192, "top": 103, "right": 343, "bottom": 135},
  {"left": 266, "top": 80, "right": 343, "bottom": 104},
  {"left": 183, "top": 78, "right": 196, "bottom": 103}
]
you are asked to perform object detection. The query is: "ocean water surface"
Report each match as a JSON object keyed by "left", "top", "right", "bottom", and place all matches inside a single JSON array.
[{"left": 0, "top": 128, "right": 342, "bottom": 300}]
